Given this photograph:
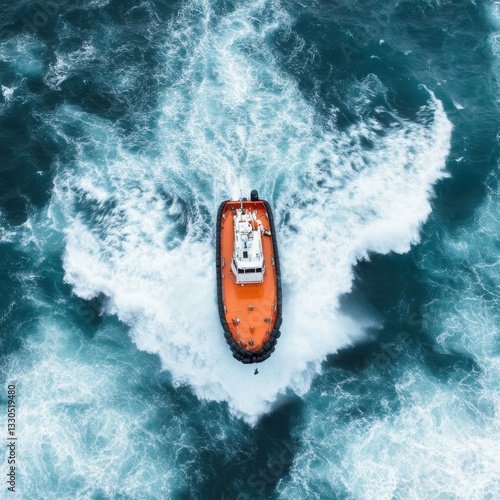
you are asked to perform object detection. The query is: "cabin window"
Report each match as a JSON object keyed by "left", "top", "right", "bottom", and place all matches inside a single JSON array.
[{"left": 243, "top": 251, "right": 248, "bottom": 259}]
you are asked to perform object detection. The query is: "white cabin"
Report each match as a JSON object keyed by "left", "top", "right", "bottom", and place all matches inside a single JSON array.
[{"left": 231, "top": 207, "right": 266, "bottom": 284}]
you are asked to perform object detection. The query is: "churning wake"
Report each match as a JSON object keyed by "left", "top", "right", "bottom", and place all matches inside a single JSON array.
[
  {"left": 5, "top": 0, "right": 500, "bottom": 497},
  {"left": 38, "top": 0, "right": 453, "bottom": 423}
]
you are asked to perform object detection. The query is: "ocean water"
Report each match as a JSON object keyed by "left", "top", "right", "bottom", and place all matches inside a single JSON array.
[{"left": 0, "top": 0, "right": 498, "bottom": 498}]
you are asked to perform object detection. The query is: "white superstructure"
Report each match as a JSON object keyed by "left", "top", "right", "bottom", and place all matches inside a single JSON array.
[{"left": 230, "top": 206, "right": 268, "bottom": 284}]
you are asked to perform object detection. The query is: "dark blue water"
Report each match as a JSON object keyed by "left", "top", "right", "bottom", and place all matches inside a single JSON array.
[{"left": 0, "top": 0, "right": 498, "bottom": 498}]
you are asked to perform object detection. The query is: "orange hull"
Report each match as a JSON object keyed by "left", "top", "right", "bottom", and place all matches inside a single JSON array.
[{"left": 216, "top": 196, "right": 282, "bottom": 363}]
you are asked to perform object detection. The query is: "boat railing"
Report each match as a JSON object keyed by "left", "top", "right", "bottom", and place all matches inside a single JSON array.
[{"left": 229, "top": 268, "right": 237, "bottom": 283}]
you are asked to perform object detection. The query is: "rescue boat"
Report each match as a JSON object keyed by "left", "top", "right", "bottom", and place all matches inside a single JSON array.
[{"left": 216, "top": 190, "right": 282, "bottom": 364}]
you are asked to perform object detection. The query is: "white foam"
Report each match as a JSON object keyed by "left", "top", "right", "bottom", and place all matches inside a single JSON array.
[
  {"left": 490, "top": 1, "right": 500, "bottom": 28},
  {"left": 278, "top": 369, "right": 500, "bottom": 499},
  {"left": 1, "top": 85, "right": 15, "bottom": 101},
  {"left": 488, "top": 1, "right": 500, "bottom": 90},
  {"left": 3, "top": 318, "right": 187, "bottom": 498},
  {"left": 45, "top": 42, "right": 96, "bottom": 90},
  {"left": 46, "top": 0, "right": 452, "bottom": 423},
  {"left": 421, "top": 174, "right": 500, "bottom": 361},
  {"left": 277, "top": 134, "right": 499, "bottom": 500},
  {"left": 0, "top": 37, "right": 44, "bottom": 77}
]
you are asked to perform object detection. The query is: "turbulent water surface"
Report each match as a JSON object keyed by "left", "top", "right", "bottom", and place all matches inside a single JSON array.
[{"left": 0, "top": 0, "right": 499, "bottom": 498}]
